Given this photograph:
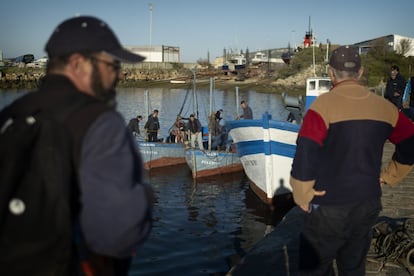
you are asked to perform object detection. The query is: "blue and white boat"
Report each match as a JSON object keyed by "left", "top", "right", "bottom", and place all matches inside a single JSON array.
[
  {"left": 185, "top": 148, "right": 242, "bottom": 178},
  {"left": 185, "top": 78, "right": 243, "bottom": 178},
  {"left": 138, "top": 140, "right": 186, "bottom": 170},
  {"left": 226, "top": 77, "right": 332, "bottom": 204}
]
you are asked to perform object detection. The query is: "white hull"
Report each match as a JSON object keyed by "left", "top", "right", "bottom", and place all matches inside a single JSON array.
[
  {"left": 227, "top": 113, "right": 299, "bottom": 204},
  {"left": 227, "top": 77, "right": 331, "bottom": 204}
]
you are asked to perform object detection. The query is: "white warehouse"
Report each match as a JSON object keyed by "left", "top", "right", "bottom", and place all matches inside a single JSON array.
[{"left": 125, "top": 45, "right": 180, "bottom": 63}]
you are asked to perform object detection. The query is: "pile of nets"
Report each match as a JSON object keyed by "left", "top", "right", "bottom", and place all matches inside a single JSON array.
[{"left": 372, "top": 216, "right": 414, "bottom": 273}]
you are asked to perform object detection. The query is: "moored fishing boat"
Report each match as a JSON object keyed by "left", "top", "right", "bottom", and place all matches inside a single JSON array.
[
  {"left": 139, "top": 140, "right": 186, "bottom": 170},
  {"left": 136, "top": 88, "right": 188, "bottom": 170},
  {"left": 226, "top": 76, "right": 331, "bottom": 204},
  {"left": 185, "top": 148, "right": 242, "bottom": 178},
  {"left": 185, "top": 77, "right": 243, "bottom": 178}
]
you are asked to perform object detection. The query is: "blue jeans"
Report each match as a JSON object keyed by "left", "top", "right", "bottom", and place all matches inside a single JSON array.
[{"left": 299, "top": 198, "right": 382, "bottom": 276}]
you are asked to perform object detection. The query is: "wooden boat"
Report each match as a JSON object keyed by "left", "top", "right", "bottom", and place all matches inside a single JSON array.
[
  {"left": 138, "top": 69, "right": 210, "bottom": 170},
  {"left": 136, "top": 89, "right": 188, "bottom": 170},
  {"left": 170, "top": 79, "right": 187, "bottom": 84},
  {"left": 138, "top": 139, "right": 186, "bottom": 170},
  {"left": 185, "top": 78, "right": 243, "bottom": 178},
  {"left": 185, "top": 148, "right": 242, "bottom": 178},
  {"left": 226, "top": 77, "right": 332, "bottom": 204}
]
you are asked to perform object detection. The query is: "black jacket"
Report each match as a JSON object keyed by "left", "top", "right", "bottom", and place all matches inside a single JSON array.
[
  {"left": 144, "top": 115, "right": 160, "bottom": 131},
  {"left": 385, "top": 73, "right": 405, "bottom": 109}
]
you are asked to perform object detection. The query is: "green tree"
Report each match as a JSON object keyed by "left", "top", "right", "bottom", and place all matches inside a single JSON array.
[
  {"left": 396, "top": 38, "right": 412, "bottom": 57},
  {"left": 276, "top": 40, "right": 414, "bottom": 88},
  {"left": 277, "top": 47, "right": 327, "bottom": 79}
]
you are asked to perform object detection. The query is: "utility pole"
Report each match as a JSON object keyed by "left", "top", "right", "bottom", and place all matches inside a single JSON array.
[
  {"left": 326, "top": 39, "right": 330, "bottom": 62},
  {"left": 149, "top": 2, "right": 152, "bottom": 48},
  {"left": 149, "top": 2, "right": 153, "bottom": 68},
  {"left": 312, "top": 34, "right": 316, "bottom": 77}
]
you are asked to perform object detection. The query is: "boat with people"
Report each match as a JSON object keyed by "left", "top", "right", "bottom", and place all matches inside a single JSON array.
[
  {"left": 226, "top": 76, "right": 332, "bottom": 204},
  {"left": 139, "top": 71, "right": 228, "bottom": 171},
  {"left": 185, "top": 78, "right": 243, "bottom": 178},
  {"left": 136, "top": 86, "right": 191, "bottom": 170}
]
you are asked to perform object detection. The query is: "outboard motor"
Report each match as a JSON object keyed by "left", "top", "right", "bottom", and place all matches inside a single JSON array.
[{"left": 282, "top": 92, "right": 304, "bottom": 124}]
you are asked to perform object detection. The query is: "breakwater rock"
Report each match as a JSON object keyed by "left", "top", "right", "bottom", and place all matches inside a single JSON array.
[
  {"left": 0, "top": 68, "right": 187, "bottom": 90},
  {"left": 0, "top": 66, "right": 327, "bottom": 94}
]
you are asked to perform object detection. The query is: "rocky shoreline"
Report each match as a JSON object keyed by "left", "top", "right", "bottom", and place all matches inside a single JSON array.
[
  {"left": 5, "top": 64, "right": 385, "bottom": 95},
  {"left": 0, "top": 67, "right": 308, "bottom": 94}
]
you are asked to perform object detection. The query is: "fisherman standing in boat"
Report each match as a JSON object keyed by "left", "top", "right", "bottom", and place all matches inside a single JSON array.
[
  {"left": 237, "top": 100, "right": 253, "bottom": 119},
  {"left": 186, "top": 114, "right": 204, "bottom": 150},
  {"left": 290, "top": 46, "right": 414, "bottom": 275},
  {"left": 144, "top": 109, "right": 160, "bottom": 142},
  {"left": 128, "top": 115, "right": 142, "bottom": 136}
]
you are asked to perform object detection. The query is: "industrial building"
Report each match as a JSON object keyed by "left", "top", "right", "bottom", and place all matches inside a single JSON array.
[
  {"left": 125, "top": 45, "right": 180, "bottom": 63},
  {"left": 353, "top": 34, "right": 414, "bottom": 57}
]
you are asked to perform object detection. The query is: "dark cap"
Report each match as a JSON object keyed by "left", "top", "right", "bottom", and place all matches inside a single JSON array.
[
  {"left": 329, "top": 46, "right": 361, "bottom": 72},
  {"left": 189, "top": 114, "right": 195, "bottom": 118},
  {"left": 391, "top": 65, "right": 399, "bottom": 72},
  {"left": 45, "top": 16, "right": 145, "bottom": 63}
]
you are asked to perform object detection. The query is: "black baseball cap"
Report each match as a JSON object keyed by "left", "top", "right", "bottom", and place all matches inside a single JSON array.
[
  {"left": 329, "top": 45, "right": 361, "bottom": 72},
  {"left": 45, "top": 16, "right": 145, "bottom": 63}
]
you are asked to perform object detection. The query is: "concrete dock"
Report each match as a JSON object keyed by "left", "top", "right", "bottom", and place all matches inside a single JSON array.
[{"left": 228, "top": 141, "right": 414, "bottom": 275}]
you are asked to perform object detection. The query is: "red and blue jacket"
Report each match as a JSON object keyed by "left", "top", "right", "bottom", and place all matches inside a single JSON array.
[{"left": 290, "top": 80, "right": 414, "bottom": 206}]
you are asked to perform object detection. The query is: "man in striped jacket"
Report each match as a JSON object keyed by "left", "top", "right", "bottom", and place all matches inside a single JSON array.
[{"left": 290, "top": 45, "right": 414, "bottom": 275}]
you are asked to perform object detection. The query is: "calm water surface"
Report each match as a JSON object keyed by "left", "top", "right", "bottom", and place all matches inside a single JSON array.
[{"left": 0, "top": 87, "right": 293, "bottom": 276}]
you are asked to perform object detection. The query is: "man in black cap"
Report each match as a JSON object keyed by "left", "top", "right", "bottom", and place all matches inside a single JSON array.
[
  {"left": 0, "top": 16, "right": 153, "bottom": 275},
  {"left": 290, "top": 46, "right": 414, "bottom": 275}
]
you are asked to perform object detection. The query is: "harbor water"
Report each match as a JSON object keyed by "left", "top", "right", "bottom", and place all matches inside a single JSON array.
[{"left": 0, "top": 86, "right": 293, "bottom": 275}]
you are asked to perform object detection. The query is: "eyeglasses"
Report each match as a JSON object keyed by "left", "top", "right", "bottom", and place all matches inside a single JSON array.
[{"left": 90, "top": 56, "right": 121, "bottom": 72}]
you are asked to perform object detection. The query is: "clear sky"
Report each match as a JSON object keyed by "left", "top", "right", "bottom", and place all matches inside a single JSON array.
[{"left": 1, "top": 0, "right": 413, "bottom": 63}]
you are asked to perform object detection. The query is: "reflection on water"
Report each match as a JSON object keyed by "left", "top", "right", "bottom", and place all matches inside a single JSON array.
[
  {"left": 131, "top": 165, "right": 290, "bottom": 276},
  {"left": 0, "top": 90, "right": 27, "bottom": 108}
]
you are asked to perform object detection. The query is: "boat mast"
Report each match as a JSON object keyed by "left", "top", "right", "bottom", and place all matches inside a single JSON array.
[
  {"left": 208, "top": 77, "right": 213, "bottom": 151},
  {"left": 235, "top": 86, "right": 239, "bottom": 117},
  {"left": 192, "top": 68, "right": 198, "bottom": 118},
  {"left": 149, "top": 2, "right": 152, "bottom": 69},
  {"left": 308, "top": 16, "right": 317, "bottom": 77}
]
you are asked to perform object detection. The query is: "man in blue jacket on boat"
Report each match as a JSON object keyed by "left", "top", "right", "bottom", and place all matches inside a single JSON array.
[{"left": 290, "top": 46, "right": 414, "bottom": 275}]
